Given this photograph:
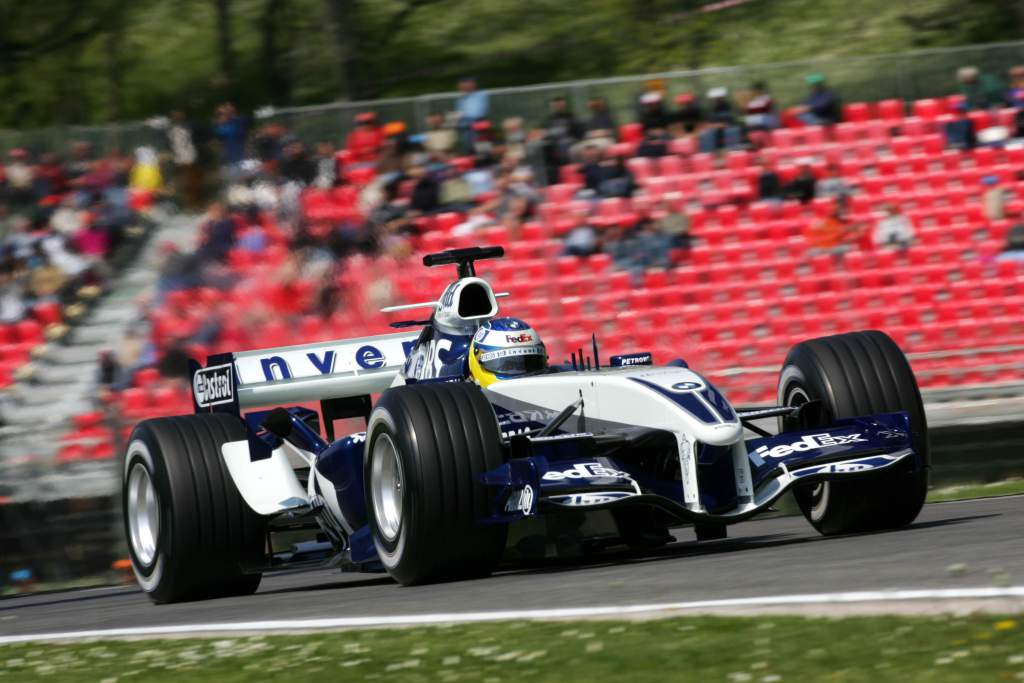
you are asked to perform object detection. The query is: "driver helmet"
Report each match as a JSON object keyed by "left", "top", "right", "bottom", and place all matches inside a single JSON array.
[{"left": 468, "top": 317, "right": 548, "bottom": 388}]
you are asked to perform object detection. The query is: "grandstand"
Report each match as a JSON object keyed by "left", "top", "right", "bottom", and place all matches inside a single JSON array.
[{"left": 30, "top": 92, "right": 1022, "bottom": 473}]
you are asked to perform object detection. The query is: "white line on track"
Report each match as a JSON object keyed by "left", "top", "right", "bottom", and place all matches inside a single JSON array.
[{"left": 2, "top": 586, "right": 1023, "bottom": 644}]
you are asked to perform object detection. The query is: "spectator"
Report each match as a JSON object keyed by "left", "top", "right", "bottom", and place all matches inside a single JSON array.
[
  {"left": 213, "top": 102, "right": 249, "bottom": 181},
  {"left": 455, "top": 77, "right": 489, "bottom": 152},
  {"left": 743, "top": 82, "right": 778, "bottom": 130},
  {"left": 816, "top": 163, "right": 854, "bottom": 202},
  {"left": 536, "top": 96, "right": 584, "bottom": 185},
  {"left": 312, "top": 142, "right": 338, "bottom": 189},
  {"left": 757, "top": 160, "right": 784, "bottom": 202},
  {"left": 167, "top": 110, "right": 201, "bottom": 210},
  {"left": 639, "top": 91, "right": 669, "bottom": 131},
  {"left": 795, "top": 74, "right": 840, "bottom": 126},
  {"left": 671, "top": 92, "right": 703, "bottom": 135},
  {"left": 346, "top": 112, "right": 383, "bottom": 164},
  {"left": 197, "top": 202, "right": 236, "bottom": 263},
  {"left": 422, "top": 112, "right": 456, "bottom": 156},
  {"left": 957, "top": 66, "right": 1004, "bottom": 110},
  {"left": 584, "top": 97, "right": 616, "bottom": 140},
  {"left": 96, "top": 350, "right": 124, "bottom": 393},
  {"left": 501, "top": 117, "right": 528, "bottom": 158},
  {"left": 787, "top": 163, "right": 817, "bottom": 204},
  {"left": 0, "top": 257, "right": 28, "bottom": 324},
  {"left": 872, "top": 204, "right": 915, "bottom": 248},
  {"left": 279, "top": 140, "right": 315, "bottom": 185},
  {"left": 1007, "top": 65, "right": 1024, "bottom": 109},
  {"left": 582, "top": 151, "right": 635, "bottom": 199},
  {"left": 408, "top": 165, "right": 440, "bottom": 214},
  {"left": 563, "top": 209, "right": 600, "bottom": 258},
  {"left": 636, "top": 126, "right": 670, "bottom": 158},
  {"left": 5, "top": 149, "right": 35, "bottom": 210},
  {"left": 996, "top": 224, "right": 1024, "bottom": 263},
  {"left": 129, "top": 147, "right": 163, "bottom": 193},
  {"left": 608, "top": 215, "right": 673, "bottom": 281},
  {"left": 944, "top": 102, "right": 976, "bottom": 150},
  {"left": 982, "top": 176, "right": 1007, "bottom": 220},
  {"left": 808, "top": 204, "right": 860, "bottom": 253},
  {"left": 27, "top": 245, "right": 66, "bottom": 300},
  {"left": 698, "top": 88, "right": 740, "bottom": 152}
]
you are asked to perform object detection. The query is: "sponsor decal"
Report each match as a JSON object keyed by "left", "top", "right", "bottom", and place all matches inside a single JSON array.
[
  {"left": 193, "top": 363, "right": 234, "bottom": 407},
  {"left": 549, "top": 491, "right": 634, "bottom": 506},
  {"left": 504, "top": 485, "right": 535, "bottom": 515},
  {"left": 505, "top": 333, "right": 534, "bottom": 344},
  {"left": 829, "top": 461, "right": 872, "bottom": 473},
  {"left": 355, "top": 345, "right": 385, "bottom": 369},
  {"left": 671, "top": 380, "right": 704, "bottom": 392},
  {"left": 610, "top": 352, "right": 653, "bottom": 367},
  {"left": 479, "top": 346, "right": 544, "bottom": 362},
  {"left": 542, "top": 462, "right": 631, "bottom": 481},
  {"left": 754, "top": 433, "right": 868, "bottom": 460}
]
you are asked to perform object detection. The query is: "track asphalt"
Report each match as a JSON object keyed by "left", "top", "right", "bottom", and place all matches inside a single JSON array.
[{"left": 2, "top": 496, "right": 1020, "bottom": 639}]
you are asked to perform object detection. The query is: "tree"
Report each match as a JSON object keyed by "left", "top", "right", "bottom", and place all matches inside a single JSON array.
[{"left": 214, "top": 0, "right": 237, "bottom": 87}]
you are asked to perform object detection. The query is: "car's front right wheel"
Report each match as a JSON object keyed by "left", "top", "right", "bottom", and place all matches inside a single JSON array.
[{"left": 778, "top": 330, "right": 929, "bottom": 535}]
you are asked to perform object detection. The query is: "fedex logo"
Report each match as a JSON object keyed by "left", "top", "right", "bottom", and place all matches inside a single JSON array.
[
  {"left": 754, "top": 433, "right": 867, "bottom": 460},
  {"left": 505, "top": 333, "right": 533, "bottom": 343}
]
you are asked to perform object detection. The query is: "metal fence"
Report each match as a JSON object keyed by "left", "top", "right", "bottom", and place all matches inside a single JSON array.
[
  {"left": 261, "top": 40, "right": 1024, "bottom": 142},
  {"left": 5, "top": 40, "right": 1024, "bottom": 154}
]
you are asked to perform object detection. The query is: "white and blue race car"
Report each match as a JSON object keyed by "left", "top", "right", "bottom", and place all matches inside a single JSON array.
[{"left": 123, "top": 246, "right": 929, "bottom": 602}]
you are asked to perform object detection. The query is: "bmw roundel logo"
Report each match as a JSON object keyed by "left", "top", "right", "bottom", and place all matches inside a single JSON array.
[{"left": 671, "top": 381, "right": 704, "bottom": 392}]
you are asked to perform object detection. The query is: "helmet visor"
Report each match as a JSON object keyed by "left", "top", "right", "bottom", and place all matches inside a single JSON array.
[{"left": 478, "top": 345, "right": 547, "bottom": 377}]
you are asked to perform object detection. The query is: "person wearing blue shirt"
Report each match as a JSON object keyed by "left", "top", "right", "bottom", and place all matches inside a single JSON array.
[
  {"left": 455, "top": 77, "right": 489, "bottom": 152},
  {"left": 796, "top": 74, "right": 840, "bottom": 126}
]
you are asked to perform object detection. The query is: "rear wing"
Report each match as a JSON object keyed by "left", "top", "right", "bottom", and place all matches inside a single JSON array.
[{"left": 190, "top": 331, "right": 418, "bottom": 413}]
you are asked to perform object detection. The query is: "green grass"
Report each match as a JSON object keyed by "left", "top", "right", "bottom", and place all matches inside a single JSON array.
[
  {"left": 1, "top": 615, "right": 1022, "bottom": 682},
  {"left": 927, "top": 479, "right": 1024, "bottom": 503}
]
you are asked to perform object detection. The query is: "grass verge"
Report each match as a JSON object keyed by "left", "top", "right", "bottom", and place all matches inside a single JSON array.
[
  {"left": 927, "top": 479, "right": 1024, "bottom": 503},
  {"left": 1, "top": 615, "right": 1022, "bottom": 682}
]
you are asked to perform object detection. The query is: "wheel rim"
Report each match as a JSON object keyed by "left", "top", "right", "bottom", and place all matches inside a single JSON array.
[
  {"left": 785, "top": 385, "right": 830, "bottom": 520},
  {"left": 126, "top": 463, "right": 160, "bottom": 567},
  {"left": 370, "top": 433, "right": 404, "bottom": 542}
]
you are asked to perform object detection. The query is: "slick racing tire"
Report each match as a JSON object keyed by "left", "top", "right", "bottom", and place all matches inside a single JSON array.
[
  {"left": 778, "top": 330, "right": 929, "bottom": 536},
  {"left": 365, "top": 382, "right": 508, "bottom": 585},
  {"left": 123, "top": 414, "right": 266, "bottom": 604}
]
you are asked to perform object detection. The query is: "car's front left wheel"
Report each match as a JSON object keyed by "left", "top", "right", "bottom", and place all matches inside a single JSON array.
[{"left": 365, "top": 382, "right": 508, "bottom": 585}]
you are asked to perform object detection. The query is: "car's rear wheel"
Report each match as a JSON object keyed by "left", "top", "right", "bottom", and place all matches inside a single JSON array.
[
  {"left": 365, "top": 382, "right": 508, "bottom": 585},
  {"left": 123, "top": 414, "right": 266, "bottom": 603},
  {"left": 778, "top": 330, "right": 929, "bottom": 535}
]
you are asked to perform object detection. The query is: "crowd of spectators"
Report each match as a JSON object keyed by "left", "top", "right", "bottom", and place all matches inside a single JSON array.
[
  {"left": 9, "top": 62, "right": 1024, "bottom": 338},
  {"left": 0, "top": 145, "right": 162, "bottom": 326}
]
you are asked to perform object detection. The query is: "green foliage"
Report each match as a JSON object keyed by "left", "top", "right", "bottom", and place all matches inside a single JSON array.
[{"left": 2, "top": 0, "right": 1023, "bottom": 128}]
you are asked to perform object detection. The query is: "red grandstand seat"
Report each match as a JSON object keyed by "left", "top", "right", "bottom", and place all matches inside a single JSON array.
[
  {"left": 668, "top": 137, "right": 695, "bottom": 156},
  {"left": 120, "top": 387, "right": 150, "bottom": 414},
  {"left": 134, "top": 367, "right": 161, "bottom": 389},
  {"left": 843, "top": 102, "right": 872, "bottom": 123},
  {"left": 32, "top": 301, "right": 62, "bottom": 326},
  {"left": 877, "top": 99, "right": 905, "bottom": 120},
  {"left": 15, "top": 319, "right": 43, "bottom": 344},
  {"left": 434, "top": 212, "right": 462, "bottom": 233},
  {"left": 658, "top": 155, "right": 685, "bottom": 177},
  {"left": 912, "top": 99, "right": 943, "bottom": 119},
  {"left": 620, "top": 123, "right": 644, "bottom": 144}
]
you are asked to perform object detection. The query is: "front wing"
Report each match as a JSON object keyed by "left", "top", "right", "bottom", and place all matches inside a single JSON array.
[{"left": 481, "top": 412, "right": 920, "bottom": 524}]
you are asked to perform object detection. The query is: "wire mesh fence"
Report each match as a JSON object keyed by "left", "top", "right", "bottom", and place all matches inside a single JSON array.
[{"left": 4, "top": 40, "right": 1024, "bottom": 153}]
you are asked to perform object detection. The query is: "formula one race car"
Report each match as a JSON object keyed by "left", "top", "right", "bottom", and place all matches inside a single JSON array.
[{"left": 123, "top": 246, "right": 929, "bottom": 603}]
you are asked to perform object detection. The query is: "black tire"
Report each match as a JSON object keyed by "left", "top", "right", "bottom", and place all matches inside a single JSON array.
[
  {"left": 123, "top": 414, "right": 266, "bottom": 603},
  {"left": 364, "top": 382, "right": 507, "bottom": 585},
  {"left": 778, "top": 330, "right": 929, "bottom": 535}
]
